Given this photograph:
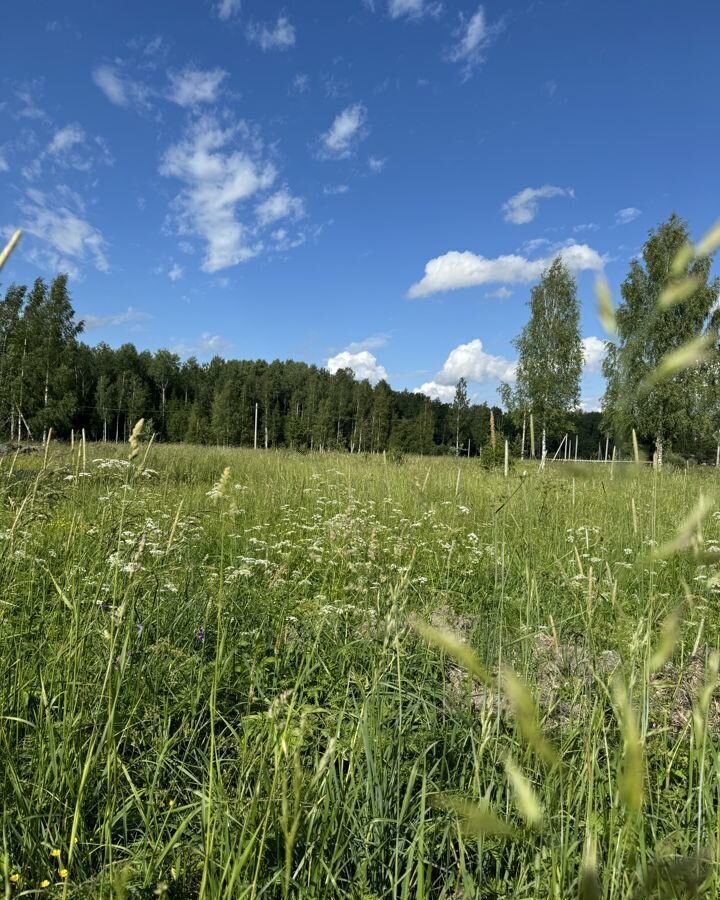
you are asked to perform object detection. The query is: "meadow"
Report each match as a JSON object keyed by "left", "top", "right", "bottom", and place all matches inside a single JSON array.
[{"left": 1, "top": 440, "right": 719, "bottom": 898}]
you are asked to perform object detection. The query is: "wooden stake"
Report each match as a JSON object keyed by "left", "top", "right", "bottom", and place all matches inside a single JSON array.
[
  {"left": 254, "top": 402, "right": 258, "bottom": 450},
  {"left": 504, "top": 439, "right": 509, "bottom": 478}
]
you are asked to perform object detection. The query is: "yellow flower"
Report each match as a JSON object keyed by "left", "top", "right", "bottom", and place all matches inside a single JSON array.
[
  {"left": 59, "top": 869, "right": 68, "bottom": 879},
  {"left": 50, "top": 849, "right": 61, "bottom": 858},
  {"left": 168, "top": 799, "right": 176, "bottom": 808},
  {"left": 10, "top": 873, "right": 20, "bottom": 883},
  {"left": 40, "top": 880, "right": 50, "bottom": 888},
  {"left": 72, "top": 837, "right": 79, "bottom": 845}
]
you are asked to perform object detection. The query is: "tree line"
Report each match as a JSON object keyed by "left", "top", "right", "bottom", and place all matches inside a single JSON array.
[{"left": 0, "top": 272, "right": 607, "bottom": 456}]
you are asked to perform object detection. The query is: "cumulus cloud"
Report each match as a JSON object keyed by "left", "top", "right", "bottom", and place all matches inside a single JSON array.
[
  {"left": 415, "top": 338, "right": 516, "bottom": 401},
  {"left": 616, "top": 206, "right": 641, "bottom": 225},
  {"left": 82, "top": 306, "right": 150, "bottom": 330},
  {"left": 582, "top": 336, "right": 607, "bottom": 373},
  {"left": 48, "top": 124, "right": 85, "bottom": 155},
  {"left": 168, "top": 67, "right": 227, "bottom": 107},
  {"left": 15, "top": 186, "right": 109, "bottom": 278},
  {"left": 159, "top": 115, "right": 277, "bottom": 272},
  {"left": 502, "top": 185, "right": 574, "bottom": 224},
  {"left": 408, "top": 241, "right": 605, "bottom": 298},
  {"left": 247, "top": 15, "right": 296, "bottom": 51},
  {"left": 449, "top": 6, "right": 501, "bottom": 78},
  {"left": 215, "top": 0, "right": 241, "bottom": 20},
  {"left": 255, "top": 189, "right": 305, "bottom": 227},
  {"left": 320, "top": 103, "right": 368, "bottom": 159},
  {"left": 327, "top": 349, "right": 388, "bottom": 384}
]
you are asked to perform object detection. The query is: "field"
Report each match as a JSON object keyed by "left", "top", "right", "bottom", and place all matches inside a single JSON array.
[{"left": 1, "top": 442, "right": 720, "bottom": 898}]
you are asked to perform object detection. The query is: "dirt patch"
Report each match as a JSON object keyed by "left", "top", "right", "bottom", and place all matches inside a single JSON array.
[{"left": 650, "top": 652, "right": 720, "bottom": 735}]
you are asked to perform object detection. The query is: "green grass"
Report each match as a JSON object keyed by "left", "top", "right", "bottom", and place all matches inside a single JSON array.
[{"left": 1, "top": 443, "right": 719, "bottom": 897}]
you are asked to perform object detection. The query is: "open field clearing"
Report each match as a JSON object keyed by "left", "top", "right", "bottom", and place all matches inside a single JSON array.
[{"left": 2, "top": 443, "right": 720, "bottom": 897}]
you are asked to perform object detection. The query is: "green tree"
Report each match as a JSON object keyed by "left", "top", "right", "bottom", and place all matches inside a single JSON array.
[
  {"left": 452, "top": 377, "right": 469, "bottom": 455},
  {"left": 601, "top": 214, "right": 719, "bottom": 462},
  {"left": 501, "top": 258, "right": 582, "bottom": 455}
]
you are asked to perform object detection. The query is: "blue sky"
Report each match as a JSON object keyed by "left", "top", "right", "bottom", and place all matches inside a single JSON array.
[{"left": 2, "top": 0, "right": 718, "bottom": 409}]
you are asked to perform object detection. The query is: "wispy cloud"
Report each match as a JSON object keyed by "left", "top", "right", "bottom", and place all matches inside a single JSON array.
[
  {"left": 320, "top": 103, "right": 368, "bottom": 159},
  {"left": 13, "top": 186, "right": 109, "bottom": 279},
  {"left": 368, "top": 155, "right": 386, "bottom": 173},
  {"left": 388, "top": 0, "right": 441, "bottom": 20},
  {"left": 323, "top": 184, "right": 350, "bottom": 196},
  {"left": 449, "top": 6, "right": 502, "bottom": 78},
  {"left": 82, "top": 306, "right": 150, "bottom": 330},
  {"left": 502, "top": 184, "right": 574, "bottom": 224},
  {"left": 616, "top": 206, "right": 641, "bottom": 225},
  {"left": 167, "top": 263, "right": 184, "bottom": 281},
  {"left": 92, "top": 64, "right": 150, "bottom": 108},
  {"left": 48, "top": 124, "right": 85, "bottom": 155},
  {"left": 172, "top": 332, "right": 232, "bottom": 358},
  {"left": 167, "top": 67, "right": 227, "bottom": 107},
  {"left": 247, "top": 15, "right": 296, "bottom": 51},
  {"left": 485, "top": 286, "right": 513, "bottom": 299},
  {"left": 408, "top": 241, "right": 605, "bottom": 298},
  {"left": 346, "top": 334, "right": 391, "bottom": 353},
  {"left": 255, "top": 189, "right": 305, "bottom": 227},
  {"left": 215, "top": 0, "right": 241, "bottom": 21},
  {"left": 159, "top": 114, "right": 278, "bottom": 272}
]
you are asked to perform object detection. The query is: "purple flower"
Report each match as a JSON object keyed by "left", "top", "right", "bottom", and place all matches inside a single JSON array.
[
  {"left": 136, "top": 623, "right": 144, "bottom": 634},
  {"left": 196, "top": 626, "right": 205, "bottom": 643}
]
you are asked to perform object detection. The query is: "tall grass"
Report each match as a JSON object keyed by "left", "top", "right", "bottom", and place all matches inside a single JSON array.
[{"left": 1, "top": 443, "right": 719, "bottom": 897}]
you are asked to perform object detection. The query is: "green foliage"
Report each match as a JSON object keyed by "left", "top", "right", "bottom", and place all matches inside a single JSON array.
[
  {"left": 502, "top": 258, "right": 583, "bottom": 440},
  {"left": 602, "top": 214, "right": 720, "bottom": 453}
]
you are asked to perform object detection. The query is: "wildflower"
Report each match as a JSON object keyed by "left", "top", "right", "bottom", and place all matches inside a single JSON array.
[
  {"left": 196, "top": 626, "right": 205, "bottom": 642},
  {"left": 40, "top": 881, "right": 50, "bottom": 888},
  {"left": 50, "top": 849, "right": 61, "bottom": 858},
  {"left": 168, "top": 799, "right": 176, "bottom": 808},
  {"left": 10, "top": 873, "right": 19, "bottom": 883},
  {"left": 59, "top": 870, "right": 68, "bottom": 879}
]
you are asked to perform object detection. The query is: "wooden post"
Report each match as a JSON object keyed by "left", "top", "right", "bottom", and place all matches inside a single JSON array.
[
  {"left": 504, "top": 439, "right": 509, "bottom": 478},
  {"left": 574, "top": 434, "right": 578, "bottom": 461},
  {"left": 604, "top": 436, "right": 609, "bottom": 462},
  {"left": 716, "top": 443, "right": 719, "bottom": 467},
  {"left": 521, "top": 412, "right": 526, "bottom": 460},
  {"left": 82, "top": 428, "right": 86, "bottom": 471},
  {"left": 254, "top": 402, "right": 258, "bottom": 450}
]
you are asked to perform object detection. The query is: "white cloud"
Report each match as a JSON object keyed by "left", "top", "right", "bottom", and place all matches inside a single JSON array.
[
  {"left": 415, "top": 381, "right": 456, "bottom": 402},
  {"left": 485, "top": 286, "right": 513, "bottom": 299},
  {"left": 449, "top": 6, "right": 501, "bottom": 78},
  {"left": 168, "top": 67, "right": 227, "bottom": 107},
  {"left": 368, "top": 155, "right": 386, "bottom": 173},
  {"left": 92, "top": 65, "right": 149, "bottom": 109},
  {"left": 15, "top": 186, "right": 109, "bottom": 278},
  {"left": 82, "top": 306, "right": 150, "bottom": 330},
  {"left": 48, "top": 124, "right": 85, "bottom": 155},
  {"left": 327, "top": 349, "right": 388, "bottom": 384},
  {"left": 159, "top": 115, "right": 277, "bottom": 272},
  {"left": 323, "top": 184, "right": 350, "bottom": 195},
  {"left": 582, "top": 336, "right": 607, "bottom": 373},
  {"left": 173, "top": 332, "right": 232, "bottom": 357},
  {"left": 168, "top": 263, "right": 184, "bottom": 281},
  {"left": 346, "top": 334, "right": 390, "bottom": 353},
  {"left": 320, "top": 103, "right": 368, "bottom": 159},
  {"left": 247, "top": 15, "right": 296, "bottom": 51},
  {"left": 388, "top": 0, "right": 440, "bottom": 19},
  {"left": 408, "top": 241, "right": 605, "bottom": 298},
  {"left": 580, "top": 395, "right": 602, "bottom": 413},
  {"left": 503, "top": 185, "right": 574, "bottom": 224},
  {"left": 290, "top": 73, "right": 310, "bottom": 94},
  {"left": 0, "top": 153, "right": 9, "bottom": 172},
  {"left": 255, "top": 189, "right": 304, "bottom": 227},
  {"left": 415, "top": 338, "right": 516, "bottom": 401},
  {"left": 616, "top": 207, "right": 641, "bottom": 225},
  {"left": 215, "top": 0, "right": 241, "bottom": 20}
]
